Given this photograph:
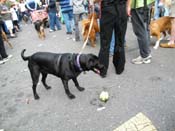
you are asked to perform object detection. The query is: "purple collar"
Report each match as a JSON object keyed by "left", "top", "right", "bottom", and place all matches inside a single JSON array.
[{"left": 76, "top": 54, "right": 83, "bottom": 71}]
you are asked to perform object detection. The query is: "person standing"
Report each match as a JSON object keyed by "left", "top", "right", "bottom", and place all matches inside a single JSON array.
[
  {"left": 0, "top": 0, "right": 16, "bottom": 37},
  {"left": 70, "top": 0, "right": 86, "bottom": 41},
  {"left": 10, "top": 4, "right": 20, "bottom": 32},
  {"left": 47, "top": 0, "right": 61, "bottom": 32},
  {"left": 95, "top": 0, "right": 131, "bottom": 77},
  {"left": 57, "top": 0, "right": 74, "bottom": 35},
  {"left": 129, "top": 0, "right": 154, "bottom": 64},
  {"left": 0, "top": 21, "right": 12, "bottom": 65}
]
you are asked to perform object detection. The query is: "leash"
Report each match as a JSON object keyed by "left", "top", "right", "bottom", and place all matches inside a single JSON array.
[{"left": 79, "top": 3, "right": 95, "bottom": 54}]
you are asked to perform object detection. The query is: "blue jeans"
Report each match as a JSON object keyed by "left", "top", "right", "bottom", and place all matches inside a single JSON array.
[
  {"left": 74, "top": 13, "right": 86, "bottom": 40},
  {"left": 110, "top": 30, "right": 115, "bottom": 54},
  {"left": 62, "top": 11, "right": 74, "bottom": 33},
  {"left": 110, "top": 30, "right": 126, "bottom": 55},
  {"left": 48, "top": 12, "right": 61, "bottom": 30},
  {"left": 154, "top": 0, "right": 170, "bottom": 19}
]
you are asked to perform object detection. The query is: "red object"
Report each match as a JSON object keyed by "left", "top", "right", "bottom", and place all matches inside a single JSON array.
[{"left": 31, "top": 10, "right": 48, "bottom": 23}]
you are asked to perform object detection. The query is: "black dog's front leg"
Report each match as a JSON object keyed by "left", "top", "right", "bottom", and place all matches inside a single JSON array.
[
  {"left": 72, "top": 78, "right": 85, "bottom": 91},
  {"left": 61, "top": 79, "right": 75, "bottom": 99}
]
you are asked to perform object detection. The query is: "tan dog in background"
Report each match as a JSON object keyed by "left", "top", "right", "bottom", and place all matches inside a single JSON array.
[
  {"left": 150, "top": 16, "right": 172, "bottom": 49},
  {"left": 81, "top": 13, "right": 100, "bottom": 47}
]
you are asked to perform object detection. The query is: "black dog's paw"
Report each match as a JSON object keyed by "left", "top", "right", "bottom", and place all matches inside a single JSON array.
[
  {"left": 68, "top": 94, "right": 76, "bottom": 99},
  {"left": 45, "top": 86, "right": 52, "bottom": 90},
  {"left": 34, "top": 95, "right": 40, "bottom": 100},
  {"left": 77, "top": 87, "right": 85, "bottom": 91}
]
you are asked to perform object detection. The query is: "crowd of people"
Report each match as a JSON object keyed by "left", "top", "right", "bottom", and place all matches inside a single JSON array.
[{"left": 0, "top": 0, "right": 174, "bottom": 77}]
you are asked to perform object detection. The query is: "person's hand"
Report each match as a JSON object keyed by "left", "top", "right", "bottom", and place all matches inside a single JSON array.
[{"left": 127, "top": 6, "right": 131, "bottom": 16}]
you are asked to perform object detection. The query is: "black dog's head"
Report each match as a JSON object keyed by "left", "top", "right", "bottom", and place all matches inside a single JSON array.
[{"left": 80, "top": 54, "right": 106, "bottom": 76}]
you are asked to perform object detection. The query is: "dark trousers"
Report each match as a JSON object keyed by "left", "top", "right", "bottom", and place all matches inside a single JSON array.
[
  {"left": 0, "top": 25, "right": 8, "bottom": 60},
  {"left": 131, "top": 7, "right": 151, "bottom": 58},
  {"left": 98, "top": 3, "right": 127, "bottom": 74}
]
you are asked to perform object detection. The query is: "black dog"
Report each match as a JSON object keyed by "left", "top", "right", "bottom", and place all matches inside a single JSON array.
[{"left": 21, "top": 49, "right": 105, "bottom": 100}]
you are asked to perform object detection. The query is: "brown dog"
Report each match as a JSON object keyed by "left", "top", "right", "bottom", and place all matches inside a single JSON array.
[
  {"left": 150, "top": 16, "right": 172, "bottom": 49},
  {"left": 34, "top": 20, "right": 45, "bottom": 40},
  {"left": 81, "top": 13, "right": 100, "bottom": 47}
]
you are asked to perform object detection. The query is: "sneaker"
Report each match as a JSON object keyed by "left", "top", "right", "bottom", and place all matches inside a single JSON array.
[
  {"left": 10, "top": 34, "right": 17, "bottom": 38},
  {"left": 132, "top": 55, "right": 152, "bottom": 64},
  {"left": 3, "top": 54, "right": 13, "bottom": 62},
  {"left": 73, "top": 37, "right": 80, "bottom": 42},
  {"left": 0, "top": 60, "right": 5, "bottom": 65},
  {"left": 49, "top": 29, "right": 54, "bottom": 32}
]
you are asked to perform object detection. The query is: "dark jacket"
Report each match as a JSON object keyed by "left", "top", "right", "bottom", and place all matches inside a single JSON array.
[{"left": 48, "top": 0, "right": 58, "bottom": 13}]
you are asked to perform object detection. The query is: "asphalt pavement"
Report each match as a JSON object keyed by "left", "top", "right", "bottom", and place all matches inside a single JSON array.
[{"left": 0, "top": 21, "right": 175, "bottom": 131}]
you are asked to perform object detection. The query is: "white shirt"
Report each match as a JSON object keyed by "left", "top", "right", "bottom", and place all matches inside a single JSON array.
[{"left": 10, "top": 8, "right": 18, "bottom": 21}]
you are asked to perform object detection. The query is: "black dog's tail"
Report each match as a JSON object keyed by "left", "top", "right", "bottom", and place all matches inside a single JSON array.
[{"left": 21, "top": 49, "right": 30, "bottom": 61}]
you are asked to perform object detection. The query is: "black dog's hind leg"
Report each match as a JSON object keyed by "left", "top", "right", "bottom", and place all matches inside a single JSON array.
[
  {"left": 72, "top": 78, "right": 85, "bottom": 91},
  {"left": 29, "top": 66, "right": 40, "bottom": 100},
  {"left": 61, "top": 79, "right": 75, "bottom": 99},
  {"left": 41, "top": 73, "right": 51, "bottom": 90}
]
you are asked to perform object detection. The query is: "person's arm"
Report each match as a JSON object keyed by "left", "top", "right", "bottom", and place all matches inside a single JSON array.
[{"left": 127, "top": 0, "right": 132, "bottom": 16}]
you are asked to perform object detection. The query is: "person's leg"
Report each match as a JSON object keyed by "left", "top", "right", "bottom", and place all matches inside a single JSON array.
[
  {"left": 109, "top": 30, "right": 115, "bottom": 55},
  {"left": 164, "top": 7, "right": 170, "bottom": 16},
  {"left": 154, "top": 0, "right": 160, "bottom": 19},
  {"left": 113, "top": 2, "right": 127, "bottom": 74},
  {"left": 5, "top": 20, "right": 15, "bottom": 37},
  {"left": 73, "top": 14, "right": 80, "bottom": 41},
  {"left": 48, "top": 12, "right": 55, "bottom": 31},
  {"left": 62, "top": 12, "right": 72, "bottom": 33},
  {"left": 68, "top": 11, "right": 75, "bottom": 31},
  {"left": 0, "top": 32, "right": 8, "bottom": 59},
  {"left": 131, "top": 8, "right": 151, "bottom": 58},
  {"left": 55, "top": 13, "right": 61, "bottom": 30},
  {"left": 98, "top": 6, "right": 116, "bottom": 76}
]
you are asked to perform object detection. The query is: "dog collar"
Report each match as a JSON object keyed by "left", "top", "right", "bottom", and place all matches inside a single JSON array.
[{"left": 76, "top": 54, "right": 83, "bottom": 71}]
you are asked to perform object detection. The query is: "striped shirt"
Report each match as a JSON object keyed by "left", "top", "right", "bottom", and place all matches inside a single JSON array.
[{"left": 58, "top": 0, "right": 73, "bottom": 13}]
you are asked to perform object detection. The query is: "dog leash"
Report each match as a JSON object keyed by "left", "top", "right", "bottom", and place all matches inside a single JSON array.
[{"left": 79, "top": 3, "right": 95, "bottom": 54}]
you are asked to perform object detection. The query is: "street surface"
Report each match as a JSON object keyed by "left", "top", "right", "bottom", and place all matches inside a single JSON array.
[{"left": 0, "top": 21, "right": 175, "bottom": 131}]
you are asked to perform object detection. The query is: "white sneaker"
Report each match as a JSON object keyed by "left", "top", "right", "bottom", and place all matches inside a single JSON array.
[
  {"left": 132, "top": 55, "right": 152, "bottom": 64},
  {"left": 0, "top": 60, "right": 5, "bottom": 65},
  {"left": 49, "top": 29, "right": 54, "bottom": 32},
  {"left": 3, "top": 55, "right": 13, "bottom": 62},
  {"left": 7, "top": 54, "right": 13, "bottom": 59}
]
